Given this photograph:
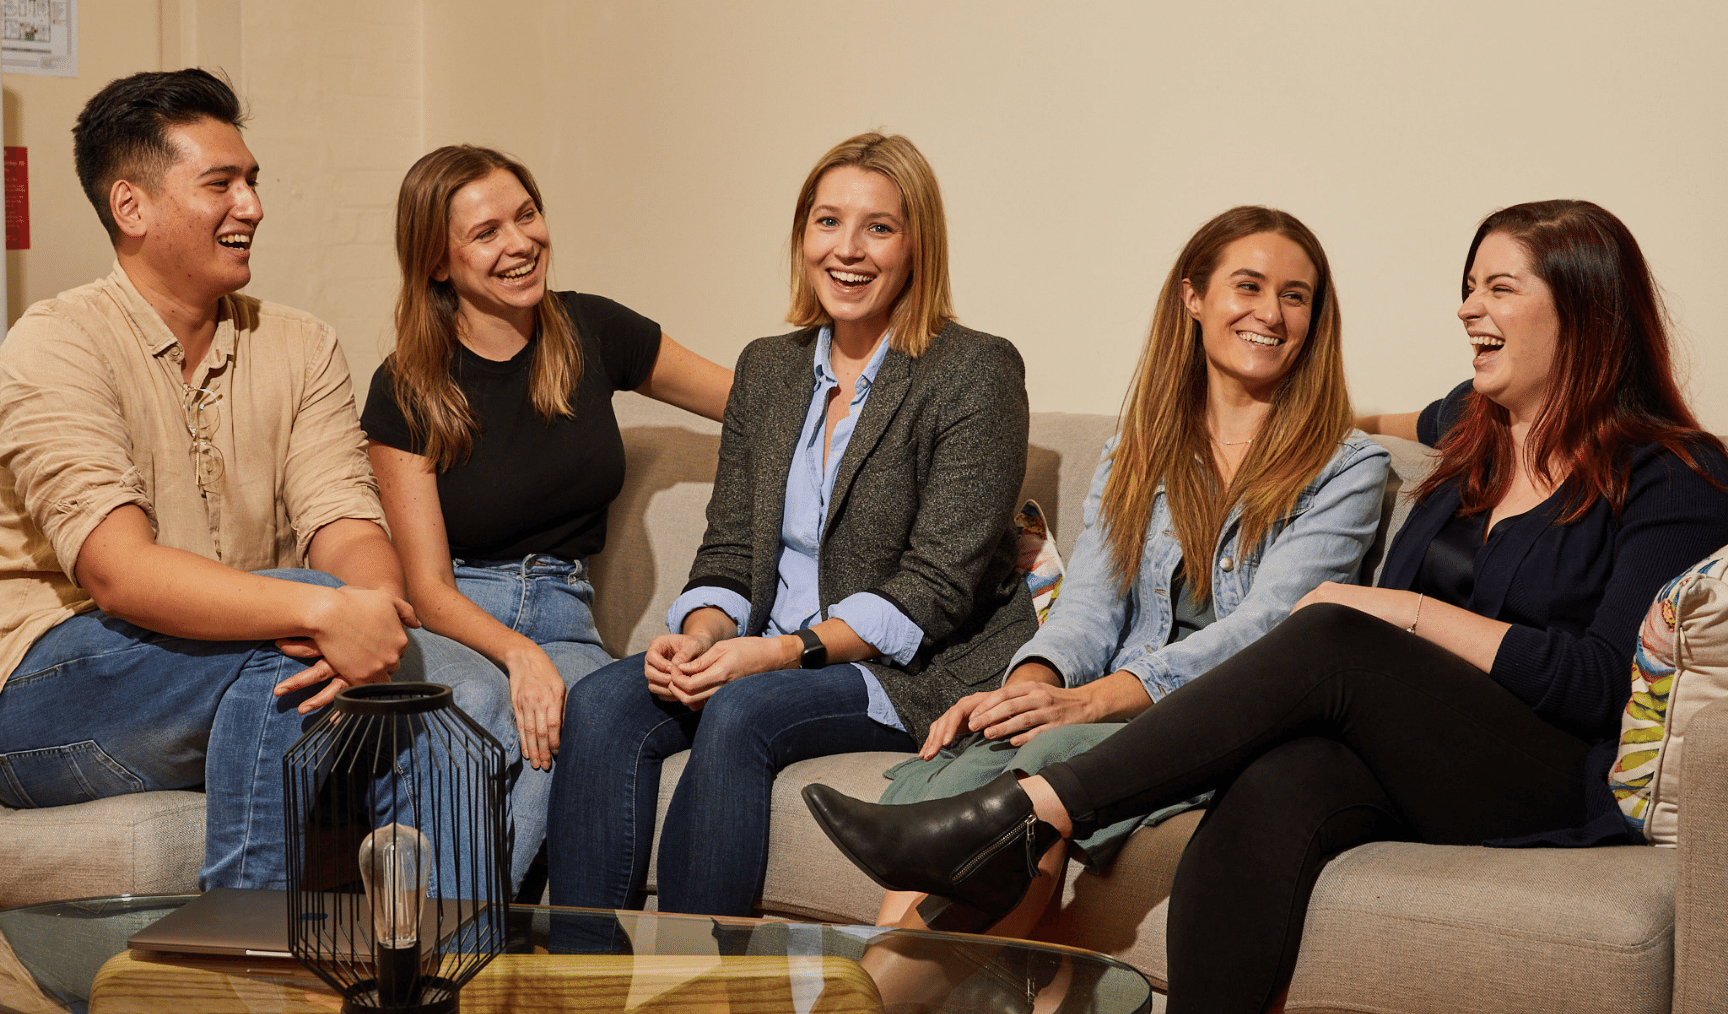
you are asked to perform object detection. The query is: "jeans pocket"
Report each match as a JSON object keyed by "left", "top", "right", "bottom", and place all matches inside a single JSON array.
[{"left": 0, "top": 740, "right": 147, "bottom": 808}]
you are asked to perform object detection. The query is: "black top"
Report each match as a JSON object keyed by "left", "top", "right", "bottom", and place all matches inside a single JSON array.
[
  {"left": 362, "top": 292, "right": 661, "bottom": 562},
  {"left": 1386, "top": 380, "right": 1728, "bottom": 845}
]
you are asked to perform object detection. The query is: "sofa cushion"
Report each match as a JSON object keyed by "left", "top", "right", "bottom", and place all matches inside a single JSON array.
[
  {"left": 1283, "top": 842, "right": 1674, "bottom": 1014},
  {"left": 1613, "top": 545, "right": 1728, "bottom": 846},
  {"left": 0, "top": 791, "right": 204, "bottom": 907}
]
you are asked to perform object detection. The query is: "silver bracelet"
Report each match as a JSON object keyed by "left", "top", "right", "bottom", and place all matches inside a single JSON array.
[{"left": 1406, "top": 593, "right": 1425, "bottom": 633}]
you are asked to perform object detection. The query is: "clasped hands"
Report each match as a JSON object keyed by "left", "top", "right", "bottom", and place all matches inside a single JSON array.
[
  {"left": 644, "top": 631, "right": 795, "bottom": 709},
  {"left": 270, "top": 585, "right": 421, "bottom": 714}
]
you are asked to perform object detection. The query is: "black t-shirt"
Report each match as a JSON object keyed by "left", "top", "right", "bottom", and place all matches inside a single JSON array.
[{"left": 362, "top": 291, "right": 660, "bottom": 562}]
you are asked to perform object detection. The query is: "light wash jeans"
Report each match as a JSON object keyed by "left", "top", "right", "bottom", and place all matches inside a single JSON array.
[
  {"left": 0, "top": 569, "right": 508, "bottom": 892},
  {"left": 452, "top": 555, "right": 613, "bottom": 888}
]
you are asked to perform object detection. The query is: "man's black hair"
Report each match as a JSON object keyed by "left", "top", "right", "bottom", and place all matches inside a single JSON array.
[{"left": 71, "top": 67, "right": 247, "bottom": 242}]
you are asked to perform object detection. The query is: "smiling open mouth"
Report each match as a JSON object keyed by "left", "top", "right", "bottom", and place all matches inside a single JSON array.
[
  {"left": 1469, "top": 335, "right": 1505, "bottom": 349},
  {"left": 500, "top": 256, "right": 537, "bottom": 280},
  {"left": 217, "top": 234, "right": 251, "bottom": 250},
  {"left": 828, "top": 269, "right": 873, "bottom": 286},
  {"left": 1237, "top": 331, "right": 1282, "bottom": 347}
]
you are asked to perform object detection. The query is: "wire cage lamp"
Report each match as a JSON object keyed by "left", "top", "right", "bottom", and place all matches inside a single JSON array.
[{"left": 283, "top": 682, "right": 508, "bottom": 1014}]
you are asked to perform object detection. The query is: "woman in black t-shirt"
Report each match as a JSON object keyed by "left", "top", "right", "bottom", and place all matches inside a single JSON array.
[{"left": 361, "top": 145, "right": 730, "bottom": 891}]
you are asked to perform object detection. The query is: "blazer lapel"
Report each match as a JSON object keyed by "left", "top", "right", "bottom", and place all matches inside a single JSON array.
[
  {"left": 748, "top": 342, "right": 816, "bottom": 617},
  {"left": 825, "top": 348, "right": 912, "bottom": 534}
]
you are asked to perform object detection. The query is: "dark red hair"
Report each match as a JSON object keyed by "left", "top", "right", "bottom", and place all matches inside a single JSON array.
[{"left": 1417, "top": 200, "right": 1724, "bottom": 519}]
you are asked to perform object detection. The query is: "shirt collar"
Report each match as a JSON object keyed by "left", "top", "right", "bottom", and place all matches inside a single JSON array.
[
  {"left": 103, "top": 260, "right": 240, "bottom": 367},
  {"left": 813, "top": 325, "right": 893, "bottom": 395}
]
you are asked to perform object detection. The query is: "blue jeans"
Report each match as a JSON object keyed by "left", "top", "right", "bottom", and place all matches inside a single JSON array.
[
  {"left": 546, "top": 654, "right": 914, "bottom": 918},
  {"left": 0, "top": 569, "right": 508, "bottom": 892},
  {"left": 452, "top": 555, "right": 613, "bottom": 887}
]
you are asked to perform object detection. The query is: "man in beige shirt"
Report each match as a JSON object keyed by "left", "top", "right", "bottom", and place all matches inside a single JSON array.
[{"left": 0, "top": 69, "right": 511, "bottom": 890}]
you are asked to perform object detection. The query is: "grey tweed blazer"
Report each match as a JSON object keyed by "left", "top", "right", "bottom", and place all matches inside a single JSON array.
[{"left": 686, "top": 320, "right": 1037, "bottom": 737}]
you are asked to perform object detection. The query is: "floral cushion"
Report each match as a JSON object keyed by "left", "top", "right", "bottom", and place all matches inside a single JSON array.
[
  {"left": 1610, "top": 544, "right": 1728, "bottom": 846},
  {"left": 1014, "top": 499, "right": 1065, "bottom": 624}
]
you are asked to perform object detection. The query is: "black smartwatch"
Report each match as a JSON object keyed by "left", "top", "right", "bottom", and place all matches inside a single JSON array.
[{"left": 794, "top": 628, "right": 828, "bottom": 669}]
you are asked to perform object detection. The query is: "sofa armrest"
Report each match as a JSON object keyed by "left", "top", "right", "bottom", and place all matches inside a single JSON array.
[{"left": 1673, "top": 695, "right": 1728, "bottom": 1013}]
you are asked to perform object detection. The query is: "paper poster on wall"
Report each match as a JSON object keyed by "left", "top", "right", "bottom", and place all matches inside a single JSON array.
[{"left": 3, "top": 0, "right": 78, "bottom": 78}]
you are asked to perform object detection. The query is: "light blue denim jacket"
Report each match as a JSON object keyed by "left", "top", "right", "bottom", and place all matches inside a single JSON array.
[{"left": 1010, "top": 432, "right": 1389, "bottom": 700}]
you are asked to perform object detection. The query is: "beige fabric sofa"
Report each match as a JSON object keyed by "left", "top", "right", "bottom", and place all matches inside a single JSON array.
[{"left": 4, "top": 393, "right": 1726, "bottom": 1014}]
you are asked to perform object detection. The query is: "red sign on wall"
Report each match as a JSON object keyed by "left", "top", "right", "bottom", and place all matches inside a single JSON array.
[{"left": 6, "top": 148, "right": 28, "bottom": 250}]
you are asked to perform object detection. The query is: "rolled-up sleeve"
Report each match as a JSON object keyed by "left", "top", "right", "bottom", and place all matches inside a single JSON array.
[
  {"left": 830, "top": 591, "right": 924, "bottom": 664},
  {"left": 0, "top": 308, "right": 157, "bottom": 582},
  {"left": 280, "top": 324, "right": 387, "bottom": 558},
  {"left": 666, "top": 585, "right": 750, "bottom": 637}
]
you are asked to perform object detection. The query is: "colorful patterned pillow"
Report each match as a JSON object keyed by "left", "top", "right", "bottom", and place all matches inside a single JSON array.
[
  {"left": 1610, "top": 545, "right": 1728, "bottom": 846},
  {"left": 1014, "top": 500, "right": 1065, "bottom": 625}
]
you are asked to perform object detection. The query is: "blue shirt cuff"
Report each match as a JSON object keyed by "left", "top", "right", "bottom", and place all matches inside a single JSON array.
[
  {"left": 666, "top": 586, "right": 749, "bottom": 636},
  {"left": 830, "top": 592, "right": 924, "bottom": 665}
]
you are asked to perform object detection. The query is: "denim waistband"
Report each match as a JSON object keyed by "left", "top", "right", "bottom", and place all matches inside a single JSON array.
[{"left": 451, "top": 554, "right": 589, "bottom": 580}]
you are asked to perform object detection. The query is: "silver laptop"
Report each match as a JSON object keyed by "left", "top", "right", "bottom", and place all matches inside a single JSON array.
[{"left": 127, "top": 888, "right": 474, "bottom": 959}]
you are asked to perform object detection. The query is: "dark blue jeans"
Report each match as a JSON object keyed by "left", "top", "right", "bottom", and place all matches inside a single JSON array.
[
  {"left": 546, "top": 654, "right": 913, "bottom": 917},
  {"left": 0, "top": 569, "right": 512, "bottom": 892}
]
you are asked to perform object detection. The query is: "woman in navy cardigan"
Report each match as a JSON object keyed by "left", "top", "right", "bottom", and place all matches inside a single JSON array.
[{"left": 804, "top": 200, "right": 1728, "bottom": 1014}]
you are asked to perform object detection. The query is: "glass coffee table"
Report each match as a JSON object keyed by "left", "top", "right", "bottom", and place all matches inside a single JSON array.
[{"left": 0, "top": 894, "right": 1154, "bottom": 1013}]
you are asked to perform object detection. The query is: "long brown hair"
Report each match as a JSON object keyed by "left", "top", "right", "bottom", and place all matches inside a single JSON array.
[
  {"left": 1415, "top": 200, "right": 1723, "bottom": 518},
  {"left": 786, "top": 132, "right": 954, "bottom": 356},
  {"left": 1103, "top": 207, "right": 1352, "bottom": 600},
  {"left": 391, "top": 145, "right": 581, "bottom": 469}
]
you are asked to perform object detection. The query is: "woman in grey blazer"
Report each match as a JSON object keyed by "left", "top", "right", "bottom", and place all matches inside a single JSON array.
[{"left": 546, "top": 132, "right": 1035, "bottom": 921}]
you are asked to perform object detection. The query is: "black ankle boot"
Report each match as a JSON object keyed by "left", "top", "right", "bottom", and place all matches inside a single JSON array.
[{"left": 801, "top": 771, "right": 1064, "bottom": 924}]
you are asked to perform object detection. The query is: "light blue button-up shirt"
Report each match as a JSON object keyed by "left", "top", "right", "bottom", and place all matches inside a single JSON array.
[{"left": 667, "top": 327, "right": 923, "bottom": 729}]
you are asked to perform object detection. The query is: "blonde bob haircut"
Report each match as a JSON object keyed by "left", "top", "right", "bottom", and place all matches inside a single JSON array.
[
  {"left": 391, "top": 144, "right": 581, "bottom": 470},
  {"left": 786, "top": 132, "right": 955, "bottom": 356},
  {"left": 1102, "top": 206, "right": 1351, "bottom": 602}
]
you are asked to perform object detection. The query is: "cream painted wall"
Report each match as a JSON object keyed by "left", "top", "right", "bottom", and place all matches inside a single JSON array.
[
  {"left": 238, "top": 0, "right": 423, "bottom": 392},
  {"left": 418, "top": 0, "right": 1728, "bottom": 429},
  {"left": 7, "top": 2, "right": 1726, "bottom": 431},
  {"left": 1, "top": 0, "right": 161, "bottom": 323}
]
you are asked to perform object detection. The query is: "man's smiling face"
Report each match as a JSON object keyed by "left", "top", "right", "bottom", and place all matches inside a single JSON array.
[{"left": 138, "top": 116, "right": 262, "bottom": 303}]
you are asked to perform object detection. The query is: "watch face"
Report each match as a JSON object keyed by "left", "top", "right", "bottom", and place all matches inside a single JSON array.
[{"left": 798, "top": 629, "right": 827, "bottom": 669}]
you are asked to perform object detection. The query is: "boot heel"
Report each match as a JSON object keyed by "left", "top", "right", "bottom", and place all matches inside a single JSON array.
[{"left": 915, "top": 894, "right": 997, "bottom": 934}]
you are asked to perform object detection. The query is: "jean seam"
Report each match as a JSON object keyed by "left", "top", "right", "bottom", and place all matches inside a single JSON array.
[
  {"left": 0, "top": 762, "right": 32, "bottom": 807},
  {"left": 626, "top": 711, "right": 689, "bottom": 905},
  {"left": 77, "top": 741, "right": 145, "bottom": 796},
  {"left": 232, "top": 651, "right": 289, "bottom": 887}
]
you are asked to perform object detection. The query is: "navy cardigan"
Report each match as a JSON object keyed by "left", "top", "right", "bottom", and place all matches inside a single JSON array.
[{"left": 1379, "top": 382, "right": 1728, "bottom": 845}]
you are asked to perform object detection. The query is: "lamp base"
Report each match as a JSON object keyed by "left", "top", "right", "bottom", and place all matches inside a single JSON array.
[{"left": 342, "top": 974, "right": 460, "bottom": 1014}]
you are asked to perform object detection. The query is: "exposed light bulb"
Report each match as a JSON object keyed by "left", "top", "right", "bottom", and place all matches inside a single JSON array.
[{"left": 359, "top": 822, "right": 430, "bottom": 1006}]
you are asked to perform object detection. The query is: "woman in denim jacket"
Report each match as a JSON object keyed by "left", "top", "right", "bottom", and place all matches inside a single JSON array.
[{"left": 867, "top": 206, "right": 1389, "bottom": 940}]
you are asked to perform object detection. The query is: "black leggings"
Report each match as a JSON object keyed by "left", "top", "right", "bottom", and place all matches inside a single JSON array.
[{"left": 1037, "top": 603, "right": 1592, "bottom": 1014}]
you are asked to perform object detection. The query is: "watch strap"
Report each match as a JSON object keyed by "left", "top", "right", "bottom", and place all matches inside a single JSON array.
[{"left": 794, "top": 627, "right": 828, "bottom": 669}]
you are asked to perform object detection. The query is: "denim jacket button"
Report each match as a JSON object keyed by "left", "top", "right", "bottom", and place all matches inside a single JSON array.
[{"left": 1220, "top": 556, "right": 1235, "bottom": 572}]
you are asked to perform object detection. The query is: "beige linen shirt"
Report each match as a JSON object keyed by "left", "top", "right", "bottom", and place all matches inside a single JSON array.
[{"left": 0, "top": 263, "right": 385, "bottom": 693}]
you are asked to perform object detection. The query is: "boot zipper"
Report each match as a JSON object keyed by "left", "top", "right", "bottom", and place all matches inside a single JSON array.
[{"left": 952, "top": 813, "right": 1038, "bottom": 883}]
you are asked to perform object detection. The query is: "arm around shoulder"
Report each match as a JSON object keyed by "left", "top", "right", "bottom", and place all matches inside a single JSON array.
[
  {"left": 1355, "top": 411, "right": 1420, "bottom": 442},
  {"left": 636, "top": 333, "right": 733, "bottom": 422}
]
